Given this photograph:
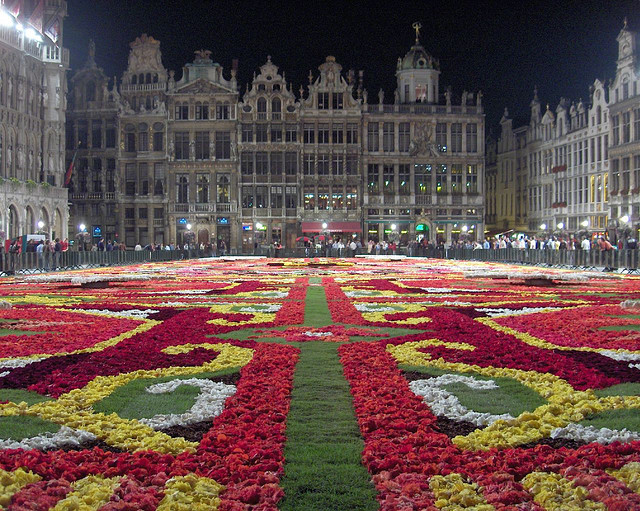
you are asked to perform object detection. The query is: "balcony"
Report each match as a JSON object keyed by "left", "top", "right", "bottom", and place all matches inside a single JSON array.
[{"left": 415, "top": 195, "right": 432, "bottom": 206}]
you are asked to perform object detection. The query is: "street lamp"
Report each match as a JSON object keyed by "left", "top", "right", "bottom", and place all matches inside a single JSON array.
[
  {"left": 557, "top": 222, "right": 564, "bottom": 230},
  {"left": 581, "top": 220, "right": 589, "bottom": 228},
  {"left": 79, "top": 223, "right": 86, "bottom": 232},
  {"left": 620, "top": 215, "right": 630, "bottom": 224},
  {"left": 540, "top": 223, "right": 547, "bottom": 231},
  {"left": 186, "top": 223, "right": 192, "bottom": 230},
  {"left": 37, "top": 220, "right": 44, "bottom": 232}
]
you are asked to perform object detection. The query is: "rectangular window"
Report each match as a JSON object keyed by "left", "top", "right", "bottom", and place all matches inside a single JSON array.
[
  {"left": 414, "top": 163, "right": 432, "bottom": 194},
  {"left": 195, "top": 131, "right": 210, "bottom": 160},
  {"left": 215, "top": 131, "right": 231, "bottom": 159},
  {"left": 304, "top": 154, "right": 314, "bottom": 175},
  {"left": 256, "top": 124, "right": 268, "bottom": 143},
  {"left": 255, "top": 186, "right": 267, "bottom": 208},
  {"left": 125, "top": 208, "right": 134, "bottom": 219},
  {"left": 242, "top": 187, "right": 254, "bottom": 208},
  {"left": 367, "top": 123, "right": 379, "bottom": 151},
  {"left": 623, "top": 111, "right": 631, "bottom": 143},
  {"left": 451, "top": 123, "right": 462, "bottom": 153},
  {"left": 154, "top": 163, "right": 164, "bottom": 195},
  {"left": 635, "top": 108, "right": 640, "bottom": 142},
  {"left": 153, "top": 131, "right": 163, "bottom": 151},
  {"left": 174, "top": 132, "right": 189, "bottom": 160},
  {"left": 197, "top": 103, "right": 210, "bottom": 120},
  {"left": 256, "top": 152, "right": 268, "bottom": 174},
  {"left": 285, "top": 124, "right": 297, "bottom": 142},
  {"left": 451, "top": 164, "right": 463, "bottom": 193},
  {"left": 196, "top": 173, "right": 209, "bottom": 203},
  {"left": 466, "top": 123, "right": 478, "bottom": 152},
  {"left": 317, "top": 187, "right": 330, "bottom": 210},
  {"left": 242, "top": 124, "right": 253, "bottom": 143},
  {"left": 125, "top": 133, "right": 136, "bottom": 152},
  {"left": 612, "top": 115, "right": 620, "bottom": 146},
  {"left": 125, "top": 163, "right": 136, "bottom": 196},
  {"left": 304, "top": 124, "right": 315, "bottom": 144},
  {"left": 317, "top": 153, "right": 329, "bottom": 175},
  {"left": 105, "top": 121, "right": 116, "bottom": 148},
  {"left": 285, "top": 152, "right": 297, "bottom": 175},
  {"left": 332, "top": 92, "right": 343, "bottom": 109},
  {"left": 398, "top": 122, "right": 410, "bottom": 152},
  {"left": 346, "top": 187, "right": 357, "bottom": 210},
  {"left": 318, "top": 92, "right": 329, "bottom": 109},
  {"left": 270, "top": 186, "right": 283, "bottom": 208},
  {"left": 92, "top": 120, "right": 102, "bottom": 149},
  {"left": 347, "top": 123, "right": 358, "bottom": 144},
  {"left": 270, "top": 152, "right": 283, "bottom": 175},
  {"left": 383, "top": 164, "right": 394, "bottom": 194},
  {"left": 216, "top": 104, "right": 230, "bottom": 119},
  {"left": 175, "top": 104, "right": 188, "bottom": 120},
  {"left": 304, "top": 189, "right": 315, "bottom": 210},
  {"left": 138, "top": 163, "right": 149, "bottom": 196},
  {"left": 622, "top": 157, "right": 631, "bottom": 191},
  {"left": 346, "top": 155, "right": 358, "bottom": 175},
  {"left": 367, "top": 164, "right": 379, "bottom": 194},
  {"left": 241, "top": 152, "right": 254, "bottom": 175},
  {"left": 216, "top": 174, "right": 230, "bottom": 203},
  {"left": 436, "top": 164, "right": 448, "bottom": 194},
  {"left": 466, "top": 164, "right": 478, "bottom": 193},
  {"left": 611, "top": 159, "right": 620, "bottom": 192},
  {"left": 332, "top": 154, "right": 344, "bottom": 175},
  {"left": 329, "top": 189, "right": 342, "bottom": 209},
  {"left": 285, "top": 186, "right": 297, "bottom": 208},
  {"left": 318, "top": 123, "right": 329, "bottom": 144},
  {"left": 154, "top": 208, "right": 164, "bottom": 219},
  {"left": 383, "top": 122, "right": 394, "bottom": 152},
  {"left": 332, "top": 123, "right": 344, "bottom": 144},
  {"left": 176, "top": 174, "right": 188, "bottom": 203},
  {"left": 271, "top": 124, "right": 283, "bottom": 143},
  {"left": 436, "top": 123, "right": 447, "bottom": 151},
  {"left": 398, "top": 164, "right": 410, "bottom": 195}
]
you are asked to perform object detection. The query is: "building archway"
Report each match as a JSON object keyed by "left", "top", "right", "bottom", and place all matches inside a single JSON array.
[
  {"left": 197, "top": 228, "right": 209, "bottom": 246},
  {"left": 53, "top": 208, "right": 63, "bottom": 240},
  {"left": 25, "top": 206, "right": 35, "bottom": 234},
  {"left": 8, "top": 205, "right": 19, "bottom": 240}
]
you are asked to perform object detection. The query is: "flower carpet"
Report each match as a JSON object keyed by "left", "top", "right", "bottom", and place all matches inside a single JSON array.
[{"left": 0, "top": 257, "right": 638, "bottom": 510}]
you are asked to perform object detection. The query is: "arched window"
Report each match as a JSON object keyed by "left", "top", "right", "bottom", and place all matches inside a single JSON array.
[
  {"left": 146, "top": 96, "right": 152, "bottom": 110},
  {"left": 153, "top": 74, "right": 158, "bottom": 83},
  {"left": 138, "top": 74, "right": 144, "bottom": 85},
  {"left": 86, "top": 82, "right": 95, "bottom": 102},
  {"left": 271, "top": 98, "right": 281, "bottom": 119},
  {"left": 257, "top": 98, "right": 267, "bottom": 119},
  {"left": 131, "top": 75, "right": 137, "bottom": 85},
  {"left": 596, "top": 106, "right": 602, "bottom": 125},
  {"left": 146, "top": 73, "right": 151, "bottom": 84}
]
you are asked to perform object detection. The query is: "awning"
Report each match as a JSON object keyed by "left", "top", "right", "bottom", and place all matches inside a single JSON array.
[{"left": 301, "top": 221, "right": 361, "bottom": 233}]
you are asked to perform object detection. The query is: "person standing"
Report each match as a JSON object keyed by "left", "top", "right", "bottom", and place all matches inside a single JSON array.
[
  {"left": 54, "top": 238, "right": 62, "bottom": 270},
  {"left": 36, "top": 240, "right": 44, "bottom": 270}
]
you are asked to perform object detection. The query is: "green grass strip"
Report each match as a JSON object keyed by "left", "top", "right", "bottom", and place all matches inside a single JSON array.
[
  {"left": 579, "top": 408, "right": 640, "bottom": 432},
  {"left": 0, "top": 389, "right": 53, "bottom": 406},
  {"left": 0, "top": 415, "right": 60, "bottom": 440},
  {"left": 304, "top": 286, "right": 333, "bottom": 327},
  {"left": 598, "top": 325, "right": 640, "bottom": 332},
  {"left": 594, "top": 382, "right": 640, "bottom": 397},
  {"left": 280, "top": 342, "right": 377, "bottom": 511}
]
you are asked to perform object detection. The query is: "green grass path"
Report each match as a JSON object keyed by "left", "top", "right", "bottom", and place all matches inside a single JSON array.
[{"left": 279, "top": 284, "right": 378, "bottom": 511}]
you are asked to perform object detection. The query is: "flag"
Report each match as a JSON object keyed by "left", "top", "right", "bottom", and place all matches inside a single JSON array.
[
  {"left": 27, "top": 0, "right": 43, "bottom": 34},
  {"left": 64, "top": 150, "right": 77, "bottom": 187},
  {"left": 4, "top": 0, "right": 22, "bottom": 18},
  {"left": 44, "top": 17, "right": 59, "bottom": 43}
]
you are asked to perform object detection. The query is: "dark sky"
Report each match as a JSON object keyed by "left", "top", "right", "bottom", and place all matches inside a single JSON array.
[{"left": 64, "top": 0, "right": 640, "bottom": 130}]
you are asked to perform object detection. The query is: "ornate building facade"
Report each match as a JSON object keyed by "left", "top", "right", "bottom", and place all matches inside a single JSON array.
[
  {"left": 0, "top": 0, "right": 69, "bottom": 242},
  {"left": 489, "top": 21, "right": 639, "bottom": 243},
  {"left": 67, "top": 28, "right": 485, "bottom": 250}
]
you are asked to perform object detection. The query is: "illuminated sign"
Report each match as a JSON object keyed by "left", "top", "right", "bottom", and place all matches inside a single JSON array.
[
  {"left": 217, "top": 217, "right": 229, "bottom": 224},
  {"left": 178, "top": 218, "right": 187, "bottom": 224},
  {"left": 92, "top": 226, "right": 102, "bottom": 237}
]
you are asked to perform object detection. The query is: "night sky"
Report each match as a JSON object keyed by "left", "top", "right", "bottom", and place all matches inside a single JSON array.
[{"left": 64, "top": 0, "right": 639, "bottom": 131}]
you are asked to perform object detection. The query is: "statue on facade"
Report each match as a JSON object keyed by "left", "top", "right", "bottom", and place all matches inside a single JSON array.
[
  {"left": 445, "top": 87, "right": 451, "bottom": 106},
  {"left": 189, "top": 140, "right": 195, "bottom": 160},
  {"left": 477, "top": 90, "right": 483, "bottom": 107},
  {"left": 394, "top": 89, "right": 399, "bottom": 104},
  {"left": 17, "top": 80, "right": 24, "bottom": 101},
  {"left": 48, "top": 152, "right": 54, "bottom": 172},
  {"left": 461, "top": 90, "right": 468, "bottom": 106},
  {"left": 28, "top": 150, "right": 33, "bottom": 170},
  {"left": 409, "top": 122, "right": 439, "bottom": 157},
  {"left": 378, "top": 88, "right": 384, "bottom": 104},
  {"left": 17, "top": 145, "right": 25, "bottom": 169},
  {"left": 6, "top": 146, "right": 12, "bottom": 170},
  {"left": 7, "top": 76, "right": 13, "bottom": 101},
  {"left": 362, "top": 89, "right": 368, "bottom": 104},
  {"left": 168, "top": 138, "right": 174, "bottom": 161}
]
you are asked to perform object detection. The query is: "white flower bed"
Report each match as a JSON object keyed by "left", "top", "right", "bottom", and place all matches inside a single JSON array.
[
  {"left": 78, "top": 309, "right": 159, "bottom": 319},
  {"left": 621, "top": 300, "right": 640, "bottom": 309},
  {"left": 476, "top": 307, "right": 560, "bottom": 317},
  {"left": 464, "top": 269, "right": 593, "bottom": 282},
  {"left": 551, "top": 423, "right": 640, "bottom": 444},
  {"left": 140, "top": 379, "right": 236, "bottom": 429},
  {"left": 409, "top": 375, "right": 514, "bottom": 427},
  {"left": 24, "top": 274, "right": 155, "bottom": 284},
  {"left": 0, "top": 426, "right": 96, "bottom": 451}
]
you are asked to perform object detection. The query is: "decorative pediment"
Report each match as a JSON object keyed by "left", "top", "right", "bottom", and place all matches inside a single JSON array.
[
  {"left": 127, "top": 34, "right": 165, "bottom": 73},
  {"left": 174, "top": 79, "right": 235, "bottom": 95}
]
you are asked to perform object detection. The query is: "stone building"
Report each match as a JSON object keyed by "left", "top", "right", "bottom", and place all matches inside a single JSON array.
[
  {"left": 490, "top": 21, "right": 640, "bottom": 243},
  {"left": 67, "top": 26, "right": 485, "bottom": 250},
  {"left": 0, "top": 0, "right": 69, "bottom": 243}
]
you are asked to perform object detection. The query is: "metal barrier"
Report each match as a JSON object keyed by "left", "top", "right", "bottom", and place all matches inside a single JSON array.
[
  {"left": 0, "top": 249, "right": 210, "bottom": 276},
  {"left": 434, "top": 248, "right": 640, "bottom": 272}
]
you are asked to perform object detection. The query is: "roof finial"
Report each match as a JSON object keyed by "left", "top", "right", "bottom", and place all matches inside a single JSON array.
[
  {"left": 624, "top": 17, "right": 628, "bottom": 29},
  {"left": 412, "top": 21, "right": 422, "bottom": 44}
]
